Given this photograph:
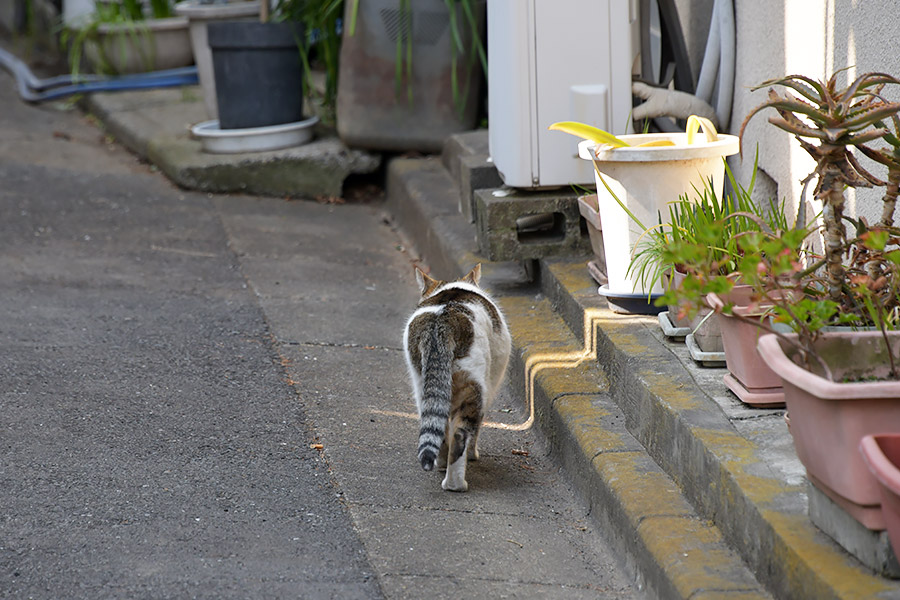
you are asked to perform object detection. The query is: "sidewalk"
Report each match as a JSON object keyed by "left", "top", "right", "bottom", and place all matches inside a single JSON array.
[
  {"left": 80, "top": 86, "right": 900, "bottom": 600},
  {"left": 1, "top": 72, "right": 645, "bottom": 598}
]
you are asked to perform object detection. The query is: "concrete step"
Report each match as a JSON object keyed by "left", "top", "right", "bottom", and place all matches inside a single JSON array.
[
  {"left": 384, "top": 129, "right": 900, "bottom": 599},
  {"left": 385, "top": 149, "right": 773, "bottom": 600},
  {"left": 535, "top": 260, "right": 900, "bottom": 599},
  {"left": 82, "top": 87, "right": 381, "bottom": 199}
]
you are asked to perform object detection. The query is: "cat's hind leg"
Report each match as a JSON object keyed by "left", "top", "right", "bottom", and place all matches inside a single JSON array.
[
  {"left": 467, "top": 422, "right": 482, "bottom": 462},
  {"left": 436, "top": 426, "right": 449, "bottom": 471},
  {"left": 442, "top": 372, "right": 483, "bottom": 492},
  {"left": 441, "top": 425, "right": 469, "bottom": 492}
]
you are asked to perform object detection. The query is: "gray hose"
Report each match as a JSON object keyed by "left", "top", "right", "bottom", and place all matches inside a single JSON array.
[{"left": 694, "top": 0, "right": 720, "bottom": 104}]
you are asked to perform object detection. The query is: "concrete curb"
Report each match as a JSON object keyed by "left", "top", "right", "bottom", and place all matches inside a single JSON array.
[
  {"left": 385, "top": 141, "right": 900, "bottom": 600},
  {"left": 81, "top": 87, "right": 381, "bottom": 199}
]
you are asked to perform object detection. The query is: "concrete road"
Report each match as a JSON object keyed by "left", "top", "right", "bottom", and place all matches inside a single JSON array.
[{"left": 0, "top": 67, "right": 643, "bottom": 598}]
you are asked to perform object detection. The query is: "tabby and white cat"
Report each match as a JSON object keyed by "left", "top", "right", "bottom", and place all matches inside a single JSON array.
[{"left": 403, "top": 264, "right": 511, "bottom": 492}]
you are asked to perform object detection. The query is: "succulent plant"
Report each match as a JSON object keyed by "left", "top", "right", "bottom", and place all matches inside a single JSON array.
[{"left": 739, "top": 71, "right": 900, "bottom": 301}]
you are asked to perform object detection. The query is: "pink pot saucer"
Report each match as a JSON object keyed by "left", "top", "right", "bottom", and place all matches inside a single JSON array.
[
  {"left": 723, "top": 373, "right": 785, "bottom": 408},
  {"left": 807, "top": 471, "right": 885, "bottom": 531}
]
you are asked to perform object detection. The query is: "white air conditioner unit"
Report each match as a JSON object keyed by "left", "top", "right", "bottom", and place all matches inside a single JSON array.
[{"left": 488, "top": 0, "right": 640, "bottom": 189}]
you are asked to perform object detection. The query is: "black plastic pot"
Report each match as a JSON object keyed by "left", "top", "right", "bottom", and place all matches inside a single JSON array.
[{"left": 207, "top": 20, "right": 304, "bottom": 130}]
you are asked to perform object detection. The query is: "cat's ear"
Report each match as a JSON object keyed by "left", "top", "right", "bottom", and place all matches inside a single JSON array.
[
  {"left": 415, "top": 266, "right": 437, "bottom": 295},
  {"left": 464, "top": 263, "right": 482, "bottom": 286}
]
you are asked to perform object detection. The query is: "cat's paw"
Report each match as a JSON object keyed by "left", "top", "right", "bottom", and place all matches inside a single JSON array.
[
  {"left": 466, "top": 448, "right": 480, "bottom": 462},
  {"left": 441, "top": 476, "right": 468, "bottom": 492}
]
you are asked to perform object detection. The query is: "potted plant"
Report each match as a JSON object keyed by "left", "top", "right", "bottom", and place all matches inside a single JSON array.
[
  {"left": 655, "top": 169, "right": 803, "bottom": 386},
  {"left": 205, "top": 0, "right": 307, "bottom": 131},
  {"left": 730, "top": 71, "right": 900, "bottom": 530},
  {"left": 549, "top": 116, "right": 740, "bottom": 313},
  {"left": 190, "top": 0, "right": 328, "bottom": 152},
  {"left": 64, "top": 0, "right": 193, "bottom": 75}
]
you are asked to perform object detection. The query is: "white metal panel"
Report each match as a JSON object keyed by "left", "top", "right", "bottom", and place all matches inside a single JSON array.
[
  {"left": 488, "top": 0, "right": 639, "bottom": 189},
  {"left": 487, "top": 0, "right": 535, "bottom": 188},
  {"left": 534, "top": 0, "right": 611, "bottom": 188}
]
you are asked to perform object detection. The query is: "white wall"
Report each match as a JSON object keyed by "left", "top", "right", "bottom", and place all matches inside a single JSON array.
[{"left": 727, "top": 0, "right": 900, "bottom": 227}]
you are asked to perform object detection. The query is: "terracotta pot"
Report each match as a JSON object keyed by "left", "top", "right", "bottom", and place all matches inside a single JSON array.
[
  {"left": 708, "top": 288, "right": 784, "bottom": 407},
  {"left": 758, "top": 331, "right": 900, "bottom": 529},
  {"left": 861, "top": 434, "right": 900, "bottom": 556}
]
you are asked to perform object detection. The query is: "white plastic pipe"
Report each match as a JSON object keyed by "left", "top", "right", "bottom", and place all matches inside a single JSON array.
[{"left": 715, "top": 0, "right": 735, "bottom": 130}]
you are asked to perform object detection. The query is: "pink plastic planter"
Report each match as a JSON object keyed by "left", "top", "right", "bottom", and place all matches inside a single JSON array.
[
  {"left": 861, "top": 434, "right": 900, "bottom": 556},
  {"left": 708, "top": 288, "right": 783, "bottom": 407},
  {"left": 758, "top": 331, "right": 900, "bottom": 529}
]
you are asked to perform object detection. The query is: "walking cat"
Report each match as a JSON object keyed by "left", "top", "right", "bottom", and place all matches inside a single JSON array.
[{"left": 403, "top": 264, "right": 512, "bottom": 492}]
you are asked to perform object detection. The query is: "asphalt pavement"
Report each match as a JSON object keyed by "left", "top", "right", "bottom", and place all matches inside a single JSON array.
[{"left": 0, "top": 63, "right": 643, "bottom": 598}]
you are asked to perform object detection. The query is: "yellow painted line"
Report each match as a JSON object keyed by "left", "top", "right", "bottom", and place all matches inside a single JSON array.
[
  {"left": 501, "top": 307, "right": 606, "bottom": 431},
  {"left": 379, "top": 307, "right": 607, "bottom": 432}
]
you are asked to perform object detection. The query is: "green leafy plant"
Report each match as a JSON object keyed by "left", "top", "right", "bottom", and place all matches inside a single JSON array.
[
  {"left": 729, "top": 70, "right": 900, "bottom": 379},
  {"left": 275, "top": 0, "right": 344, "bottom": 126},
  {"left": 628, "top": 155, "right": 790, "bottom": 294},
  {"left": 661, "top": 182, "right": 900, "bottom": 380}
]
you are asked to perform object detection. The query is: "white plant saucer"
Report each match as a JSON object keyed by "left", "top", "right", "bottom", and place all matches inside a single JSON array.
[{"left": 191, "top": 116, "right": 319, "bottom": 154}]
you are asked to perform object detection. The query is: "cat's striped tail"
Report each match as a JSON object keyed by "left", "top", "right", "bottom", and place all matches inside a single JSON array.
[{"left": 417, "top": 325, "right": 453, "bottom": 471}]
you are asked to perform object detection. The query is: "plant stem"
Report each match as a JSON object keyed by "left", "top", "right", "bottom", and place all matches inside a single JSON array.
[
  {"left": 819, "top": 169, "right": 847, "bottom": 301},
  {"left": 881, "top": 168, "right": 900, "bottom": 227}
]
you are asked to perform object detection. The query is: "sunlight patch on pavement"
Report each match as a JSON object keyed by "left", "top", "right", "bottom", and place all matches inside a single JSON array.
[
  {"left": 376, "top": 308, "right": 603, "bottom": 432},
  {"left": 493, "top": 307, "right": 602, "bottom": 431}
]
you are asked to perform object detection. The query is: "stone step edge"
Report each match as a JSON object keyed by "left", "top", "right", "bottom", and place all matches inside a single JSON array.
[
  {"left": 503, "top": 294, "right": 771, "bottom": 600},
  {"left": 535, "top": 260, "right": 897, "bottom": 600},
  {"left": 81, "top": 89, "right": 380, "bottom": 199}
]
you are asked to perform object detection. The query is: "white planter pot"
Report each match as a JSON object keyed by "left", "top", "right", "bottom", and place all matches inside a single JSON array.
[
  {"left": 175, "top": 0, "right": 261, "bottom": 119},
  {"left": 84, "top": 16, "right": 193, "bottom": 74},
  {"left": 578, "top": 133, "right": 739, "bottom": 296}
]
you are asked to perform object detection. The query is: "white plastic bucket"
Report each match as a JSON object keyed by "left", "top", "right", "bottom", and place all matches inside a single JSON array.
[{"left": 578, "top": 133, "right": 740, "bottom": 296}]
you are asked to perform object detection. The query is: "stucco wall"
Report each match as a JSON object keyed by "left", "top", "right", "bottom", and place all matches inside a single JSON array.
[{"left": 726, "top": 0, "right": 900, "bottom": 227}]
